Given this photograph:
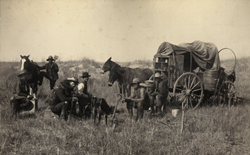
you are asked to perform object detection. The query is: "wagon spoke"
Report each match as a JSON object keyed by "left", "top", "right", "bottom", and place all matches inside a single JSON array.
[
  {"left": 190, "top": 76, "right": 197, "bottom": 89},
  {"left": 188, "top": 74, "right": 191, "bottom": 88},
  {"left": 179, "top": 94, "right": 186, "bottom": 102},
  {"left": 191, "top": 81, "right": 201, "bottom": 90},
  {"left": 176, "top": 87, "right": 183, "bottom": 91},
  {"left": 188, "top": 97, "right": 193, "bottom": 108},
  {"left": 192, "top": 88, "right": 201, "bottom": 93},
  {"left": 184, "top": 77, "right": 188, "bottom": 89},
  {"left": 181, "top": 97, "right": 187, "bottom": 108}
]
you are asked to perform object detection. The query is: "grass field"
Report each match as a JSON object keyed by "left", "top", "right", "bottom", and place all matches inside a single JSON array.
[{"left": 0, "top": 57, "right": 250, "bottom": 155}]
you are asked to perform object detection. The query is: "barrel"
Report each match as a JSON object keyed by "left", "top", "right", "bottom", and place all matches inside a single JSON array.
[{"left": 203, "top": 69, "right": 220, "bottom": 91}]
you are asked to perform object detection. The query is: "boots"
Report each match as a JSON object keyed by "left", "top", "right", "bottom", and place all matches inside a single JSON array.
[
  {"left": 137, "top": 108, "right": 144, "bottom": 121},
  {"left": 60, "top": 108, "right": 66, "bottom": 120},
  {"left": 60, "top": 103, "right": 68, "bottom": 120},
  {"left": 127, "top": 108, "right": 133, "bottom": 119}
]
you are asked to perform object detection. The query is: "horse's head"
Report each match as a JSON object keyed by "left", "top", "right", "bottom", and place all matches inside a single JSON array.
[
  {"left": 101, "top": 57, "right": 112, "bottom": 74},
  {"left": 108, "top": 67, "right": 125, "bottom": 86},
  {"left": 101, "top": 57, "right": 122, "bottom": 74},
  {"left": 108, "top": 69, "right": 118, "bottom": 86},
  {"left": 20, "top": 55, "right": 30, "bottom": 71}
]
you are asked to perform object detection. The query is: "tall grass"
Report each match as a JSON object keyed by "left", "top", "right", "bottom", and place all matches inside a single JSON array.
[{"left": 1, "top": 57, "right": 250, "bottom": 154}]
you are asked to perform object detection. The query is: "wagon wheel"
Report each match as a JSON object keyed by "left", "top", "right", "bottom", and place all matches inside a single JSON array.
[
  {"left": 219, "top": 81, "right": 236, "bottom": 107},
  {"left": 173, "top": 72, "right": 204, "bottom": 110}
]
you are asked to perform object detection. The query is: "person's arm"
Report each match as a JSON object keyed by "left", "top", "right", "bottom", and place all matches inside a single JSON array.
[{"left": 39, "top": 63, "right": 46, "bottom": 70}]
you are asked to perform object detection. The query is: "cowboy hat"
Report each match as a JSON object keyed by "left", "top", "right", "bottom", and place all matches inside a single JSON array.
[
  {"left": 46, "top": 55, "right": 55, "bottom": 61},
  {"left": 67, "top": 77, "right": 79, "bottom": 83},
  {"left": 60, "top": 80, "right": 72, "bottom": 89},
  {"left": 81, "top": 72, "right": 91, "bottom": 78},
  {"left": 154, "top": 72, "right": 162, "bottom": 78}
]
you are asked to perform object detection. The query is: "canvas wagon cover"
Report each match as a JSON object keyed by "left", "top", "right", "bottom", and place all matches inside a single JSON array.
[{"left": 155, "top": 41, "right": 220, "bottom": 70}]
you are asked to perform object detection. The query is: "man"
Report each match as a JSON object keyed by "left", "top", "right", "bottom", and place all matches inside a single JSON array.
[
  {"left": 74, "top": 72, "right": 92, "bottom": 117},
  {"left": 149, "top": 72, "right": 168, "bottom": 115},
  {"left": 39, "top": 55, "right": 59, "bottom": 89},
  {"left": 141, "top": 80, "right": 155, "bottom": 115},
  {"left": 49, "top": 78, "right": 78, "bottom": 120},
  {"left": 10, "top": 72, "right": 33, "bottom": 119},
  {"left": 124, "top": 78, "right": 148, "bottom": 121}
]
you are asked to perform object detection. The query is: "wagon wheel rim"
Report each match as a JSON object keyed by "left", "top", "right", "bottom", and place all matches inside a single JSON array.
[
  {"left": 225, "top": 81, "right": 236, "bottom": 107},
  {"left": 218, "top": 48, "right": 237, "bottom": 71},
  {"left": 218, "top": 81, "right": 236, "bottom": 106},
  {"left": 173, "top": 72, "right": 203, "bottom": 110}
]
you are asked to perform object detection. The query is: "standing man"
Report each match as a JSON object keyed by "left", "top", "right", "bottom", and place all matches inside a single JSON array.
[
  {"left": 149, "top": 72, "right": 168, "bottom": 115},
  {"left": 39, "top": 55, "right": 59, "bottom": 90},
  {"left": 49, "top": 78, "right": 78, "bottom": 120},
  {"left": 75, "top": 72, "right": 92, "bottom": 117},
  {"left": 124, "top": 78, "right": 148, "bottom": 121}
]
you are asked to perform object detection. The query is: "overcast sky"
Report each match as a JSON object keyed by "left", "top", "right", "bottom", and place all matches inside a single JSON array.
[{"left": 1, "top": 0, "right": 250, "bottom": 62}]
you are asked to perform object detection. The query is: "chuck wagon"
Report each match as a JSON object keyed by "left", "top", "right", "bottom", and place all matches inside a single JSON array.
[{"left": 153, "top": 41, "right": 236, "bottom": 110}]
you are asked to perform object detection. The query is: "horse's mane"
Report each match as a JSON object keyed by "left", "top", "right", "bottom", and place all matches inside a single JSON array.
[{"left": 110, "top": 60, "right": 121, "bottom": 70}]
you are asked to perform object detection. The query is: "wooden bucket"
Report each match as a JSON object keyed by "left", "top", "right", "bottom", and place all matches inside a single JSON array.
[{"left": 203, "top": 69, "right": 220, "bottom": 91}]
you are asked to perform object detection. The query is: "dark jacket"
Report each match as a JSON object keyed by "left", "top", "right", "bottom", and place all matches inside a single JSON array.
[
  {"left": 40, "top": 62, "right": 59, "bottom": 80},
  {"left": 153, "top": 79, "right": 168, "bottom": 97},
  {"left": 50, "top": 85, "right": 73, "bottom": 106}
]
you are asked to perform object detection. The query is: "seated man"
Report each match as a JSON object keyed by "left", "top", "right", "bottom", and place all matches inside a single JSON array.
[
  {"left": 49, "top": 78, "right": 78, "bottom": 120},
  {"left": 124, "top": 78, "right": 148, "bottom": 121},
  {"left": 148, "top": 72, "right": 168, "bottom": 115},
  {"left": 141, "top": 80, "right": 155, "bottom": 115},
  {"left": 74, "top": 72, "right": 92, "bottom": 118},
  {"left": 10, "top": 72, "right": 34, "bottom": 119}
]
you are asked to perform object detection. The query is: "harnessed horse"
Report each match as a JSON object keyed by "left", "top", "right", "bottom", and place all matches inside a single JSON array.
[
  {"left": 101, "top": 57, "right": 153, "bottom": 98},
  {"left": 20, "top": 55, "right": 41, "bottom": 99}
]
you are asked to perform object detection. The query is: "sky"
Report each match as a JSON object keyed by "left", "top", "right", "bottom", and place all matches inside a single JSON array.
[{"left": 1, "top": 0, "right": 250, "bottom": 62}]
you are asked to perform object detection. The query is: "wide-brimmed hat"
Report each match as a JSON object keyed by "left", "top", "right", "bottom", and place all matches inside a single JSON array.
[
  {"left": 46, "top": 55, "right": 54, "bottom": 61},
  {"left": 81, "top": 72, "right": 91, "bottom": 78},
  {"left": 67, "top": 77, "right": 79, "bottom": 83},
  {"left": 60, "top": 80, "right": 72, "bottom": 89},
  {"left": 154, "top": 72, "right": 162, "bottom": 78}
]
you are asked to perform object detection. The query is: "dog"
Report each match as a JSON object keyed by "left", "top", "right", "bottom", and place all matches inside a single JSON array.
[{"left": 91, "top": 97, "right": 115, "bottom": 125}]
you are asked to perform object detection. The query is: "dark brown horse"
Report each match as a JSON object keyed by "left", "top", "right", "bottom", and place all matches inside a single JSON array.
[
  {"left": 20, "top": 55, "right": 41, "bottom": 99},
  {"left": 102, "top": 57, "right": 153, "bottom": 97}
]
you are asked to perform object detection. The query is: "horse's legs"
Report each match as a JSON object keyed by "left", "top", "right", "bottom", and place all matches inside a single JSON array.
[
  {"left": 29, "top": 84, "right": 37, "bottom": 99},
  {"left": 29, "top": 85, "right": 33, "bottom": 96}
]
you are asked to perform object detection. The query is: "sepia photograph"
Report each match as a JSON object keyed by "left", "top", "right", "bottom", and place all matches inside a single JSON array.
[{"left": 1, "top": 0, "right": 250, "bottom": 154}]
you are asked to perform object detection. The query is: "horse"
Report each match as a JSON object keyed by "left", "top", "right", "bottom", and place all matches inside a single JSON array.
[
  {"left": 101, "top": 57, "right": 153, "bottom": 98},
  {"left": 20, "top": 55, "right": 41, "bottom": 99}
]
